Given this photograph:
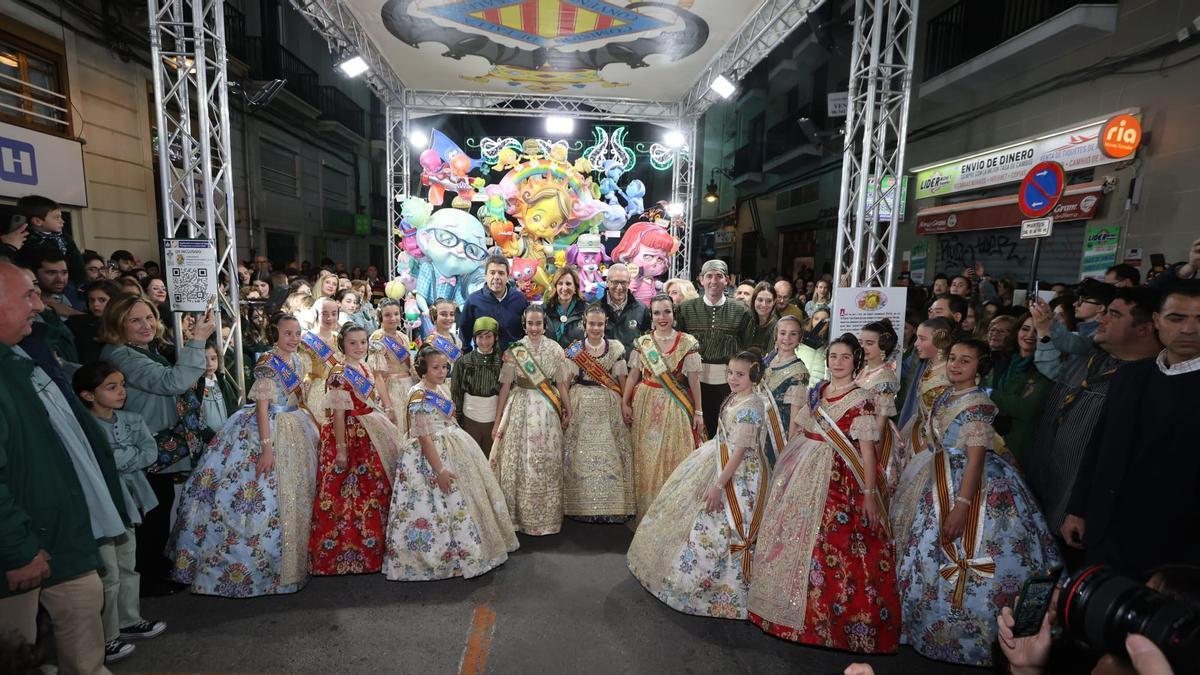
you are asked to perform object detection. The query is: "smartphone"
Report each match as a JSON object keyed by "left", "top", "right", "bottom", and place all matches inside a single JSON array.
[
  {"left": 1011, "top": 569, "right": 1062, "bottom": 637},
  {"left": 205, "top": 294, "right": 217, "bottom": 316},
  {"left": 1031, "top": 280, "right": 1040, "bottom": 301}
]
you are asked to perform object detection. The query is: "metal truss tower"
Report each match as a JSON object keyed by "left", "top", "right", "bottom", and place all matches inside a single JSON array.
[
  {"left": 147, "top": 0, "right": 244, "bottom": 397},
  {"left": 832, "top": 0, "right": 919, "bottom": 288}
]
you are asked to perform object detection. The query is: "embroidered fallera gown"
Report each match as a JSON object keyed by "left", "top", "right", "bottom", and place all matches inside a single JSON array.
[
  {"left": 628, "top": 331, "right": 702, "bottom": 524},
  {"left": 489, "top": 336, "right": 569, "bottom": 535},
  {"left": 627, "top": 389, "right": 772, "bottom": 619},
  {"left": 762, "top": 349, "right": 809, "bottom": 466},
  {"left": 368, "top": 329, "right": 415, "bottom": 436},
  {"left": 856, "top": 362, "right": 903, "bottom": 495},
  {"left": 891, "top": 387, "right": 1061, "bottom": 666},
  {"left": 169, "top": 351, "right": 319, "bottom": 597},
  {"left": 383, "top": 383, "right": 518, "bottom": 581},
  {"left": 562, "top": 338, "right": 636, "bottom": 522},
  {"left": 308, "top": 363, "right": 402, "bottom": 575},
  {"left": 897, "top": 359, "right": 949, "bottom": 461},
  {"left": 300, "top": 331, "right": 342, "bottom": 427},
  {"left": 749, "top": 383, "right": 901, "bottom": 654}
]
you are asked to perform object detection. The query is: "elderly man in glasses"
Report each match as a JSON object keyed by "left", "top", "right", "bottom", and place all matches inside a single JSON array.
[{"left": 601, "top": 263, "right": 650, "bottom": 353}]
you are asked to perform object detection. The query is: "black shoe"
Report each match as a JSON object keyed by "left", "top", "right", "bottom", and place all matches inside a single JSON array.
[
  {"left": 120, "top": 620, "right": 167, "bottom": 640},
  {"left": 104, "top": 640, "right": 136, "bottom": 664}
]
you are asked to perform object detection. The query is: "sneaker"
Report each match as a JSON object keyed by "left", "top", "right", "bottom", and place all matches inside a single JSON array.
[
  {"left": 104, "top": 640, "right": 135, "bottom": 664},
  {"left": 120, "top": 620, "right": 167, "bottom": 640}
]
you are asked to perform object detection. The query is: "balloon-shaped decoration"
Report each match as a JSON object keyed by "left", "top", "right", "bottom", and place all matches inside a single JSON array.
[{"left": 384, "top": 279, "right": 407, "bottom": 300}]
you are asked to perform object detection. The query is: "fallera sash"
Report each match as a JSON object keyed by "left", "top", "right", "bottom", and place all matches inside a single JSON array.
[
  {"left": 302, "top": 332, "right": 336, "bottom": 365},
  {"left": 635, "top": 334, "right": 696, "bottom": 420},
  {"left": 809, "top": 385, "right": 891, "bottom": 536},
  {"left": 380, "top": 333, "right": 411, "bottom": 362},
  {"left": 407, "top": 387, "right": 455, "bottom": 419},
  {"left": 427, "top": 334, "right": 462, "bottom": 363},
  {"left": 760, "top": 384, "right": 787, "bottom": 468},
  {"left": 509, "top": 343, "right": 563, "bottom": 418},
  {"left": 266, "top": 353, "right": 301, "bottom": 396},
  {"left": 566, "top": 340, "right": 622, "bottom": 396},
  {"left": 340, "top": 363, "right": 375, "bottom": 402},
  {"left": 927, "top": 388, "right": 994, "bottom": 607},
  {"left": 720, "top": 427, "right": 769, "bottom": 581}
]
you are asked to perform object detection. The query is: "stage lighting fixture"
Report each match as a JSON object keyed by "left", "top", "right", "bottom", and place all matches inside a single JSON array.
[
  {"left": 408, "top": 130, "right": 429, "bottom": 148},
  {"left": 664, "top": 130, "right": 686, "bottom": 148},
  {"left": 709, "top": 75, "right": 736, "bottom": 99},
  {"left": 667, "top": 202, "right": 684, "bottom": 217},
  {"left": 336, "top": 54, "right": 369, "bottom": 78},
  {"left": 546, "top": 116, "right": 575, "bottom": 135}
]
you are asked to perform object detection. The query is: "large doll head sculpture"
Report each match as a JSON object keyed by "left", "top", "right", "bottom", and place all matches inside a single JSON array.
[
  {"left": 611, "top": 220, "right": 678, "bottom": 279},
  {"left": 415, "top": 208, "right": 488, "bottom": 279}
]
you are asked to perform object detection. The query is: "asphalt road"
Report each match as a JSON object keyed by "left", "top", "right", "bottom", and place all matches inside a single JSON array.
[{"left": 122, "top": 519, "right": 981, "bottom": 674}]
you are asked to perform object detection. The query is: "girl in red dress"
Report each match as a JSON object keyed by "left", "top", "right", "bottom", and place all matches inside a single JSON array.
[
  {"left": 309, "top": 323, "right": 403, "bottom": 575},
  {"left": 748, "top": 333, "right": 901, "bottom": 654}
]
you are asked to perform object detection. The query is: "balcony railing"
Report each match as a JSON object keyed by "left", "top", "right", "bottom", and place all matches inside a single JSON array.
[
  {"left": 246, "top": 37, "right": 319, "bottom": 108},
  {"left": 319, "top": 86, "right": 364, "bottom": 136},
  {"left": 733, "top": 144, "right": 763, "bottom": 178},
  {"left": 923, "top": 0, "right": 1117, "bottom": 79},
  {"left": 224, "top": 3, "right": 247, "bottom": 62}
]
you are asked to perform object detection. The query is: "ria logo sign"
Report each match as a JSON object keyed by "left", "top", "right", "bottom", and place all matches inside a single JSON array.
[{"left": 0, "top": 136, "right": 38, "bottom": 185}]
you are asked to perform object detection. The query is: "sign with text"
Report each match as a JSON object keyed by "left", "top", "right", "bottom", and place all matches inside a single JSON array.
[
  {"left": 913, "top": 111, "right": 1140, "bottom": 199},
  {"left": 1081, "top": 224, "right": 1121, "bottom": 279},
  {"left": 1020, "top": 217, "right": 1054, "bottom": 239},
  {"left": 864, "top": 175, "right": 908, "bottom": 222},
  {"left": 830, "top": 286, "right": 908, "bottom": 374},
  {"left": 163, "top": 239, "right": 219, "bottom": 312},
  {"left": 910, "top": 240, "right": 928, "bottom": 285},
  {"left": 915, "top": 187, "right": 1101, "bottom": 235},
  {"left": 827, "top": 91, "right": 849, "bottom": 117},
  {"left": 0, "top": 122, "right": 87, "bottom": 206},
  {"left": 1099, "top": 114, "right": 1141, "bottom": 159}
]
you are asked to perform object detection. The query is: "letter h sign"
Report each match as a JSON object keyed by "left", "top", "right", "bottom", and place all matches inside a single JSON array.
[{"left": 0, "top": 136, "right": 38, "bottom": 185}]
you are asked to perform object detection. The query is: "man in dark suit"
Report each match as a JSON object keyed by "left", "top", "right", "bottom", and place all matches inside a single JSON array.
[{"left": 1063, "top": 280, "right": 1200, "bottom": 577}]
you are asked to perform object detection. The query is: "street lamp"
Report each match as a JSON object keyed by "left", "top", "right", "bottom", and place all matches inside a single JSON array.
[{"left": 705, "top": 167, "right": 733, "bottom": 203}]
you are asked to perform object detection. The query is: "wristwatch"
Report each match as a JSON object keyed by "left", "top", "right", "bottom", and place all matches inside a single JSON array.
[{"left": 1039, "top": 335, "right": 1051, "bottom": 344}]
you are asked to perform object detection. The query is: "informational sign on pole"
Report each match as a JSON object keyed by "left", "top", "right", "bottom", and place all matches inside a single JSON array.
[
  {"left": 910, "top": 240, "right": 928, "bottom": 285},
  {"left": 831, "top": 286, "right": 909, "bottom": 374},
  {"left": 163, "top": 239, "right": 218, "bottom": 312}
]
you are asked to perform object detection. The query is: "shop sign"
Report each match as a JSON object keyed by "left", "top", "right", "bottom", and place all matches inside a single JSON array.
[
  {"left": 1080, "top": 224, "right": 1121, "bottom": 279},
  {"left": 827, "top": 92, "right": 848, "bottom": 117},
  {"left": 0, "top": 121, "right": 88, "bottom": 206},
  {"left": 916, "top": 188, "right": 1101, "bottom": 235},
  {"left": 863, "top": 175, "right": 907, "bottom": 221},
  {"left": 913, "top": 111, "right": 1139, "bottom": 199},
  {"left": 910, "top": 240, "right": 928, "bottom": 285},
  {"left": 1099, "top": 114, "right": 1141, "bottom": 159},
  {"left": 714, "top": 229, "right": 736, "bottom": 248}
]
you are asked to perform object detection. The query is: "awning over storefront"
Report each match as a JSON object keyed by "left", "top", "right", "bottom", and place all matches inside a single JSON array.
[{"left": 915, "top": 180, "right": 1105, "bottom": 235}]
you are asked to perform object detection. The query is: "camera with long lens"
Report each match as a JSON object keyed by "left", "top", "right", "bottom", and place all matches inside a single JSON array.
[{"left": 1058, "top": 565, "right": 1200, "bottom": 674}]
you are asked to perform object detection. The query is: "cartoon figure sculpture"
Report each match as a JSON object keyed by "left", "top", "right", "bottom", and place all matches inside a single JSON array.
[
  {"left": 566, "top": 233, "right": 608, "bottom": 302},
  {"left": 611, "top": 220, "right": 679, "bottom": 306},
  {"left": 622, "top": 179, "right": 646, "bottom": 218},
  {"left": 420, "top": 130, "right": 482, "bottom": 207},
  {"left": 511, "top": 257, "right": 552, "bottom": 302},
  {"left": 405, "top": 204, "right": 488, "bottom": 306}
]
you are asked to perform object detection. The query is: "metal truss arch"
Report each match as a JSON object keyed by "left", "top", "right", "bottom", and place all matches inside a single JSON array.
[
  {"left": 289, "top": 0, "right": 406, "bottom": 99},
  {"left": 148, "top": 0, "right": 245, "bottom": 399},
  {"left": 833, "top": 0, "right": 918, "bottom": 289}
]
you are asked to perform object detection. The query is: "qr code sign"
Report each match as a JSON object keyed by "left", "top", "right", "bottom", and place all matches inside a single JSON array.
[{"left": 171, "top": 266, "right": 209, "bottom": 304}]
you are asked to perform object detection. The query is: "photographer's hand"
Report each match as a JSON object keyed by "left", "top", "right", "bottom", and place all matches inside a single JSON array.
[
  {"left": 997, "top": 605, "right": 1054, "bottom": 675},
  {"left": 1126, "top": 634, "right": 1174, "bottom": 675}
]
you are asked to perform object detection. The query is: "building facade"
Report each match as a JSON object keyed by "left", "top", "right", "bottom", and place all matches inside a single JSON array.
[{"left": 0, "top": 0, "right": 388, "bottom": 272}]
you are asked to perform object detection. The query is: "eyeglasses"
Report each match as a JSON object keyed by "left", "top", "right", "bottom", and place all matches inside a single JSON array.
[
  {"left": 1075, "top": 298, "right": 1104, "bottom": 307},
  {"left": 428, "top": 228, "right": 487, "bottom": 261},
  {"left": 608, "top": 280, "right": 630, "bottom": 287},
  {"left": 986, "top": 328, "right": 1011, "bottom": 336}
]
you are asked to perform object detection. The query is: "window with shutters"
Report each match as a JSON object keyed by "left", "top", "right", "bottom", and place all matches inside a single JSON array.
[{"left": 260, "top": 137, "right": 298, "bottom": 195}]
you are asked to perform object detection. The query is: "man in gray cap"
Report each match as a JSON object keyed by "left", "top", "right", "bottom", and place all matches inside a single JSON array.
[{"left": 675, "top": 259, "right": 754, "bottom": 437}]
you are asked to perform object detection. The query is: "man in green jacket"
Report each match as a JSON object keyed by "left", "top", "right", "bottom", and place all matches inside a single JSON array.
[{"left": 0, "top": 259, "right": 126, "bottom": 674}]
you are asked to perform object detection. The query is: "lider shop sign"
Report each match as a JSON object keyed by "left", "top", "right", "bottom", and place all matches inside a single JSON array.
[{"left": 913, "top": 110, "right": 1140, "bottom": 200}]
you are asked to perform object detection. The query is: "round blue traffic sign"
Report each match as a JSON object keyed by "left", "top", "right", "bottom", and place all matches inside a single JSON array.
[{"left": 1019, "top": 161, "right": 1065, "bottom": 218}]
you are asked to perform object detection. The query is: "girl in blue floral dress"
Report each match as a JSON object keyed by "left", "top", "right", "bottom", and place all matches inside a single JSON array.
[
  {"left": 170, "top": 314, "right": 320, "bottom": 597},
  {"left": 890, "top": 338, "right": 1060, "bottom": 666}
]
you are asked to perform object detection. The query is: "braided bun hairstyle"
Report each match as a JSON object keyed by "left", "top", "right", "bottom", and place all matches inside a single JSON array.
[
  {"left": 919, "top": 316, "right": 957, "bottom": 356},
  {"left": 336, "top": 321, "right": 368, "bottom": 353},
  {"left": 414, "top": 345, "right": 446, "bottom": 377},
  {"left": 862, "top": 318, "right": 899, "bottom": 359},
  {"left": 730, "top": 350, "right": 765, "bottom": 384},
  {"left": 950, "top": 337, "right": 994, "bottom": 380},
  {"left": 267, "top": 312, "right": 298, "bottom": 344},
  {"left": 827, "top": 332, "right": 867, "bottom": 376}
]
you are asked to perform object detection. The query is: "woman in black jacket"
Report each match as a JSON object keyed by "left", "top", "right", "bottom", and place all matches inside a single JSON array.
[{"left": 545, "top": 267, "right": 586, "bottom": 347}]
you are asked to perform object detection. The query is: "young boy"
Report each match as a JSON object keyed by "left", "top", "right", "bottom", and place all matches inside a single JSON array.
[
  {"left": 17, "top": 194, "right": 86, "bottom": 286},
  {"left": 73, "top": 361, "right": 168, "bottom": 664},
  {"left": 450, "top": 317, "right": 503, "bottom": 456}
]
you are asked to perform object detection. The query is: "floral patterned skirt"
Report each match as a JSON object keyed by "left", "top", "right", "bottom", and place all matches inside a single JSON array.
[
  {"left": 489, "top": 389, "right": 564, "bottom": 536},
  {"left": 562, "top": 385, "right": 635, "bottom": 520},
  {"left": 626, "top": 439, "right": 763, "bottom": 619},
  {"left": 169, "top": 407, "right": 318, "bottom": 597},
  {"left": 892, "top": 449, "right": 1062, "bottom": 666},
  {"left": 309, "top": 414, "right": 394, "bottom": 575},
  {"left": 383, "top": 427, "right": 518, "bottom": 581},
  {"left": 748, "top": 447, "right": 900, "bottom": 653}
]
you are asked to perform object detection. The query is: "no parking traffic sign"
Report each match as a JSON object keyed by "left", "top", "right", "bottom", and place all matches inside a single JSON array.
[{"left": 1018, "top": 161, "right": 1065, "bottom": 219}]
